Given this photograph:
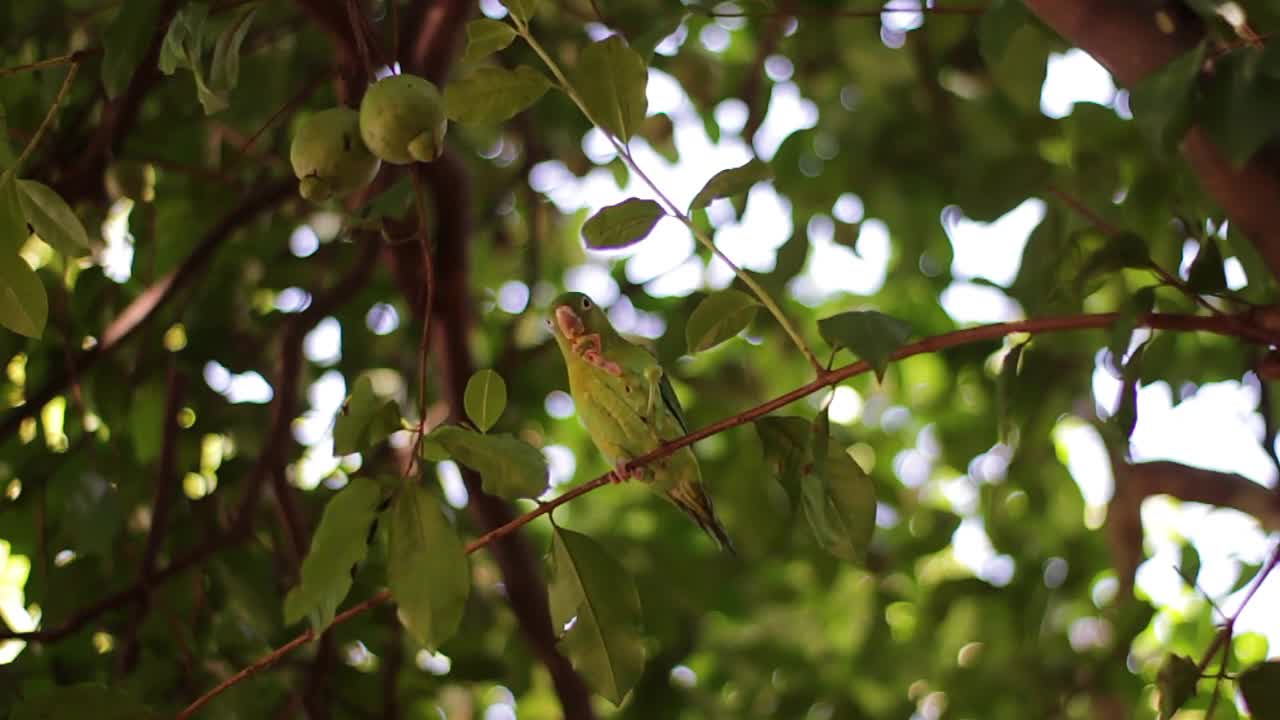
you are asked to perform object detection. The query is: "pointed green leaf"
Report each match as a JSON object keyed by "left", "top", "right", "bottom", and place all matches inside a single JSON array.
[
  {"left": 1176, "top": 541, "right": 1200, "bottom": 587},
  {"left": 1155, "top": 653, "right": 1200, "bottom": 719},
  {"left": 818, "top": 310, "right": 913, "bottom": 382},
  {"left": 685, "top": 289, "right": 761, "bottom": 353},
  {"left": 1199, "top": 46, "right": 1280, "bottom": 168},
  {"left": 688, "top": 158, "right": 772, "bottom": 211},
  {"left": 16, "top": 179, "right": 90, "bottom": 256},
  {"left": 1240, "top": 661, "right": 1280, "bottom": 718},
  {"left": 158, "top": 3, "right": 207, "bottom": 76},
  {"left": 209, "top": 4, "right": 258, "bottom": 95},
  {"left": 334, "top": 376, "right": 402, "bottom": 456},
  {"left": 1186, "top": 237, "right": 1227, "bottom": 295},
  {"left": 801, "top": 443, "right": 875, "bottom": 564},
  {"left": 754, "top": 415, "right": 810, "bottom": 500},
  {"left": 1108, "top": 286, "right": 1155, "bottom": 366},
  {"left": 464, "top": 369, "right": 507, "bottom": 432},
  {"left": 284, "top": 477, "right": 384, "bottom": 631},
  {"left": 548, "top": 527, "right": 646, "bottom": 705},
  {"left": 102, "top": 0, "right": 166, "bottom": 99},
  {"left": 445, "top": 65, "right": 551, "bottom": 125},
  {"left": 502, "top": 0, "right": 540, "bottom": 25},
  {"left": 1131, "top": 42, "right": 1206, "bottom": 152},
  {"left": 573, "top": 36, "right": 648, "bottom": 143},
  {"left": 0, "top": 253, "right": 48, "bottom": 339},
  {"left": 428, "top": 425, "right": 548, "bottom": 499},
  {"left": 11, "top": 683, "right": 161, "bottom": 720},
  {"left": 463, "top": 19, "right": 518, "bottom": 63},
  {"left": 387, "top": 483, "right": 470, "bottom": 650},
  {"left": 581, "top": 198, "right": 665, "bottom": 250}
]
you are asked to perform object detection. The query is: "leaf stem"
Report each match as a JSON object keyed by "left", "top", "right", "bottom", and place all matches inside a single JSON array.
[
  {"left": 517, "top": 24, "right": 823, "bottom": 372},
  {"left": 12, "top": 63, "right": 79, "bottom": 175}
]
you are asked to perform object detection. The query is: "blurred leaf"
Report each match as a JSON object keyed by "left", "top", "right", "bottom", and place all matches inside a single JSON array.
[
  {"left": 573, "top": 36, "right": 647, "bottom": 142},
  {"left": 11, "top": 683, "right": 160, "bottom": 720},
  {"left": 387, "top": 483, "right": 471, "bottom": 650},
  {"left": 158, "top": 3, "right": 226, "bottom": 114},
  {"left": 581, "top": 198, "right": 665, "bottom": 249},
  {"left": 503, "top": 0, "right": 540, "bottom": 25},
  {"left": 0, "top": 251, "right": 47, "bottom": 339},
  {"left": 428, "top": 425, "right": 548, "bottom": 499},
  {"left": 102, "top": 0, "right": 166, "bottom": 98},
  {"left": 465, "top": 369, "right": 508, "bottom": 432},
  {"left": 997, "top": 340, "right": 1027, "bottom": 443},
  {"left": 0, "top": 104, "right": 13, "bottom": 168},
  {"left": 1199, "top": 46, "right": 1280, "bottom": 168},
  {"left": 548, "top": 527, "right": 646, "bottom": 705},
  {"left": 1239, "top": 661, "right": 1280, "bottom": 718},
  {"left": 754, "top": 415, "right": 809, "bottom": 500},
  {"left": 688, "top": 158, "right": 772, "bottom": 211},
  {"left": 1078, "top": 231, "right": 1152, "bottom": 295},
  {"left": 0, "top": 174, "right": 24, "bottom": 255},
  {"left": 444, "top": 65, "right": 552, "bottom": 125},
  {"left": 1130, "top": 42, "right": 1206, "bottom": 152},
  {"left": 208, "top": 4, "right": 258, "bottom": 99},
  {"left": 284, "top": 477, "right": 384, "bottom": 631},
  {"left": 1109, "top": 286, "right": 1156, "bottom": 367},
  {"left": 1176, "top": 541, "right": 1200, "bottom": 588},
  {"left": 977, "top": 0, "right": 1030, "bottom": 66},
  {"left": 818, "top": 310, "right": 913, "bottom": 382},
  {"left": 16, "top": 180, "right": 90, "bottom": 256},
  {"left": 1156, "top": 654, "right": 1199, "bottom": 720},
  {"left": 801, "top": 443, "right": 875, "bottom": 564},
  {"left": 333, "top": 376, "right": 401, "bottom": 456},
  {"left": 463, "top": 19, "right": 518, "bottom": 62},
  {"left": 1186, "top": 237, "right": 1227, "bottom": 295},
  {"left": 684, "top": 289, "right": 760, "bottom": 353},
  {"left": 128, "top": 380, "right": 166, "bottom": 464}
]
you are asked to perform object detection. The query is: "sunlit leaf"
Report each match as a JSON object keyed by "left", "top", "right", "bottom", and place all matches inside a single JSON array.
[
  {"left": 387, "top": 483, "right": 470, "bottom": 650},
  {"left": 818, "top": 310, "right": 913, "bottom": 382},
  {"left": 502, "top": 0, "right": 540, "bottom": 25},
  {"left": 801, "top": 442, "right": 875, "bottom": 564},
  {"left": 16, "top": 179, "right": 89, "bottom": 257},
  {"left": 688, "top": 158, "right": 772, "bottom": 211},
  {"left": 445, "top": 65, "right": 552, "bottom": 125},
  {"left": 333, "top": 375, "right": 402, "bottom": 456},
  {"left": 209, "top": 4, "right": 258, "bottom": 96},
  {"left": 684, "top": 289, "right": 760, "bottom": 353},
  {"left": 573, "top": 35, "right": 647, "bottom": 143},
  {"left": 548, "top": 527, "right": 646, "bottom": 705},
  {"left": 464, "top": 369, "right": 508, "bottom": 432},
  {"left": 581, "top": 198, "right": 665, "bottom": 250},
  {"left": 463, "top": 19, "right": 518, "bottom": 63}
]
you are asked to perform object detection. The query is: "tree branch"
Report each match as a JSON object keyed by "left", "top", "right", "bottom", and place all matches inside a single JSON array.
[
  {"left": 0, "top": 178, "right": 296, "bottom": 445},
  {"left": 174, "top": 307, "right": 1270, "bottom": 717},
  {"left": 1023, "top": 0, "right": 1280, "bottom": 281}
]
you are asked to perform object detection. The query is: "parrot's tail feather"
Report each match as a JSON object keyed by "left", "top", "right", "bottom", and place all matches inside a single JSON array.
[{"left": 668, "top": 480, "right": 737, "bottom": 555}]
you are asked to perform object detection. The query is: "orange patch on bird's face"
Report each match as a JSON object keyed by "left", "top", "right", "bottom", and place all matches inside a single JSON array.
[
  {"left": 555, "top": 305, "right": 585, "bottom": 339},
  {"left": 555, "top": 306, "right": 621, "bottom": 376}
]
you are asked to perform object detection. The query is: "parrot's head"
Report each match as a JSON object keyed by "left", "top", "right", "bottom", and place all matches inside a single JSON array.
[{"left": 547, "top": 292, "right": 609, "bottom": 349}]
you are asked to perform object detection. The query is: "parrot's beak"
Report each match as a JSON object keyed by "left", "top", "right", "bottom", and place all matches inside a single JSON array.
[{"left": 554, "top": 305, "right": 585, "bottom": 339}]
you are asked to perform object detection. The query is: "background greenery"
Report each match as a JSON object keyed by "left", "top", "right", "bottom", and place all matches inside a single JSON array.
[{"left": 1, "top": 0, "right": 1279, "bottom": 718}]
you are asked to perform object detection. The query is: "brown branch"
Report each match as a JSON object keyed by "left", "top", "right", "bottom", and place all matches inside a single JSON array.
[
  {"left": 12, "top": 63, "right": 79, "bottom": 173},
  {"left": 175, "top": 307, "right": 1268, "bottom": 717},
  {"left": 1023, "top": 0, "right": 1280, "bottom": 282},
  {"left": 118, "top": 362, "right": 187, "bottom": 674},
  {"left": 0, "top": 49, "right": 100, "bottom": 78},
  {"left": 0, "top": 178, "right": 296, "bottom": 445},
  {"left": 702, "top": 4, "right": 986, "bottom": 18}
]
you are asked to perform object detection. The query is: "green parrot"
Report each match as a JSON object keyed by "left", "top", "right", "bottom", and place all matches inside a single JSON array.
[{"left": 547, "top": 291, "right": 736, "bottom": 554}]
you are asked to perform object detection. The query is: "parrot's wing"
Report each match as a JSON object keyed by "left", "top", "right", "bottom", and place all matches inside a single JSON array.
[{"left": 658, "top": 371, "right": 688, "bottom": 435}]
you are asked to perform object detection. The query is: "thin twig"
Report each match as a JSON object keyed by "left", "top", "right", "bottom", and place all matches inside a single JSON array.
[
  {"left": 399, "top": 166, "right": 437, "bottom": 482},
  {"left": 12, "top": 63, "right": 78, "bottom": 174},
  {"left": 0, "top": 49, "right": 99, "bottom": 78},
  {"left": 175, "top": 308, "right": 1268, "bottom": 717},
  {"left": 230, "top": 71, "right": 330, "bottom": 167},
  {"left": 699, "top": 4, "right": 985, "bottom": 18}
]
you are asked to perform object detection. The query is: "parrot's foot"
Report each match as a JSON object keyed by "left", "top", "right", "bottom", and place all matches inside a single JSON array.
[{"left": 610, "top": 460, "right": 637, "bottom": 484}]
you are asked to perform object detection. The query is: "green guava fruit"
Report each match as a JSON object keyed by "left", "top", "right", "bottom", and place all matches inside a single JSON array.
[
  {"left": 359, "top": 74, "right": 448, "bottom": 165},
  {"left": 289, "top": 107, "right": 382, "bottom": 203}
]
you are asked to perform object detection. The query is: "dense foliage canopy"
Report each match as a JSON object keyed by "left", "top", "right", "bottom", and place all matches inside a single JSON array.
[{"left": 1, "top": 1, "right": 1280, "bottom": 718}]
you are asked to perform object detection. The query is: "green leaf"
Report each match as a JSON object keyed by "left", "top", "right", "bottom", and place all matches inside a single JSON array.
[
  {"left": 996, "top": 340, "right": 1026, "bottom": 443},
  {"left": 0, "top": 254, "right": 48, "bottom": 340},
  {"left": 158, "top": 3, "right": 227, "bottom": 114},
  {"left": 333, "top": 376, "right": 402, "bottom": 456},
  {"left": 977, "top": 0, "right": 1030, "bottom": 66},
  {"left": 573, "top": 35, "right": 648, "bottom": 143},
  {"left": 684, "top": 289, "right": 761, "bottom": 353},
  {"left": 101, "top": 0, "right": 166, "bottom": 99},
  {"left": 801, "top": 443, "right": 875, "bottom": 564},
  {"left": 428, "top": 425, "right": 548, "bottom": 499},
  {"left": 128, "top": 380, "right": 166, "bottom": 464},
  {"left": 688, "top": 158, "right": 773, "bottom": 211},
  {"left": 209, "top": 4, "right": 258, "bottom": 96},
  {"left": 1077, "top": 231, "right": 1152, "bottom": 295},
  {"left": 818, "top": 310, "right": 913, "bottom": 382},
  {"left": 810, "top": 406, "right": 830, "bottom": 482},
  {"left": 548, "top": 527, "right": 646, "bottom": 705},
  {"left": 16, "top": 179, "right": 90, "bottom": 256},
  {"left": 1, "top": 168, "right": 27, "bottom": 256},
  {"left": 444, "top": 65, "right": 552, "bottom": 125},
  {"left": 463, "top": 19, "right": 518, "bottom": 63},
  {"left": 1130, "top": 42, "right": 1206, "bottom": 152},
  {"left": 284, "top": 477, "right": 384, "bottom": 631},
  {"left": 1199, "top": 47, "right": 1280, "bottom": 168},
  {"left": 1108, "top": 286, "right": 1155, "bottom": 366},
  {"left": 1176, "top": 541, "right": 1200, "bottom": 587},
  {"left": 1155, "top": 653, "right": 1200, "bottom": 719},
  {"left": 0, "top": 103, "right": 15, "bottom": 169},
  {"left": 581, "top": 198, "right": 666, "bottom": 250},
  {"left": 754, "top": 415, "right": 810, "bottom": 500},
  {"left": 1186, "top": 237, "right": 1227, "bottom": 295},
  {"left": 11, "top": 683, "right": 161, "bottom": 720},
  {"left": 1239, "top": 661, "right": 1280, "bottom": 718},
  {"left": 464, "top": 369, "right": 507, "bottom": 432},
  {"left": 387, "top": 483, "right": 471, "bottom": 650},
  {"left": 502, "top": 0, "right": 540, "bottom": 25}
]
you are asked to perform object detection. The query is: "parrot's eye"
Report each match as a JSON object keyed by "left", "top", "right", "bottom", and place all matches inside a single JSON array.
[{"left": 581, "top": 298, "right": 592, "bottom": 310}]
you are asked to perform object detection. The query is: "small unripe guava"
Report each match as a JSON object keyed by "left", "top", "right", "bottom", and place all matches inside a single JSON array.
[
  {"left": 359, "top": 74, "right": 448, "bottom": 165},
  {"left": 290, "top": 107, "right": 381, "bottom": 203}
]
